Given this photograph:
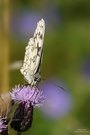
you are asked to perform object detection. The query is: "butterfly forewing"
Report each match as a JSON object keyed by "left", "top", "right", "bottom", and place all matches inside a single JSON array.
[{"left": 20, "top": 19, "right": 45, "bottom": 86}]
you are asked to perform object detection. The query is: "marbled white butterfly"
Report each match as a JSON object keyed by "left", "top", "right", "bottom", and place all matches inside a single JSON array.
[{"left": 20, "top": 19, "right": 45, "bottom": 86}]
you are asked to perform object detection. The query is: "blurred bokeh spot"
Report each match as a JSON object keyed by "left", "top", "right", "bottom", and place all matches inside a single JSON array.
[
  {"left": 81, "top": 57, "right": 90, "bottom": 80},
  {"left": 40, "top": 79, "right": 73, "bottom": 119}
]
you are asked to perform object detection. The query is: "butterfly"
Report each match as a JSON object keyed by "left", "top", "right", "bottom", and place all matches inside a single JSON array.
[
  {"left": 20, "top": 19, "right": 45, "bottom": 86},
  {"left": 10, "top": 19, "right": 45, "bottom": 134}
]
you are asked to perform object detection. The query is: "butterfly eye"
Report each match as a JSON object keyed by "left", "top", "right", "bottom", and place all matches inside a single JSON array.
[
  {"left": 34, "top": 77, "right": 38, "bottom": 82},
  {"left": 34, "top": 76, "right": 41, "bottom": 83}
]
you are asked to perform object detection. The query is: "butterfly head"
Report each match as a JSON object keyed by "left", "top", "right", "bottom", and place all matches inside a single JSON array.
[{"left": 28, "top": 74, "right": 41, "bottom": 87}]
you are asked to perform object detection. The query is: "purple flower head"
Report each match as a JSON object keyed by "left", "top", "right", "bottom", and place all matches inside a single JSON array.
[
  {"left": 10, "top": 85, "right": 45, "bottom": 108},
  {"left": 0, "top": 117, "right": 7, "bottom": 132}
]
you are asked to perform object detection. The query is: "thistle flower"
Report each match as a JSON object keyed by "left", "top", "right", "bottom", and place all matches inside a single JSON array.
[
  {"left": 0, "top": 118, "right": 7, "bottom": 132},
  {"left": 10, "top": 85, "right": 45, "bottom": 132},
  {"left": 10, "top": 85, "right": 45, "bottom": 107}
]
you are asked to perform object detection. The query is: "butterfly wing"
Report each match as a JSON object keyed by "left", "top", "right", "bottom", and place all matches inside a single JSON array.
[{"left": 20, "top": 19, "right": 45, "bottom": 86}]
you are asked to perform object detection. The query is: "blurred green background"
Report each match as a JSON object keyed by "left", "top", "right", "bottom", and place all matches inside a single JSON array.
[{"left": 0, "top": 0, "right": 90, "bottom": 135}]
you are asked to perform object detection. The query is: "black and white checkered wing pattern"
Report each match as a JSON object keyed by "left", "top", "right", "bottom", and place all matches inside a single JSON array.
[{"left": 20, "top": 19, "right": 45, "bottom": 86}]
